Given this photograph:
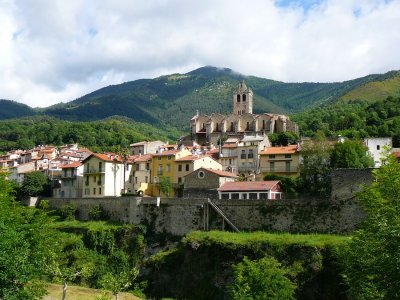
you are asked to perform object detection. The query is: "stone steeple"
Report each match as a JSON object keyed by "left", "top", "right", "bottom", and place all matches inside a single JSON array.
[{"left": 233, "top": 80, "right": 253, "bottom": 115}]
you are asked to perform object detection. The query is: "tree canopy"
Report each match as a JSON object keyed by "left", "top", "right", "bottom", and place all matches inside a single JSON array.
[
  {"left": 330, "top": 140, "right": 374, "bottom": 168},
  {"left": 342, "top": 152, "right": 400, "bottom": 299}
]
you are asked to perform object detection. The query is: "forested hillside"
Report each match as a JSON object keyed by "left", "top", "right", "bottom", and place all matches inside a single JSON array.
[
  {"left": 0, "top": 99, "right": 37, "bottom": 119},
  {"left": 0, "top": 116, "right": 182, "bottom": 152},
  {"left": 1, "top": 67, "right": 400, "bottom": 129},
  {"left": 292, "top": 96, "right": 400, "bottom": 146}
]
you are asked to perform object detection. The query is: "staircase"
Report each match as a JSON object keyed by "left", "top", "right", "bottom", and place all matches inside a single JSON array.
[{"left": 206, "top": 199, "right": 240, "bottom": 233}]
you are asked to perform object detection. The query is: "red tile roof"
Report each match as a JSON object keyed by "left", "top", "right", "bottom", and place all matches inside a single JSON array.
[
  {"left": 219, "top": 181, "right": 280, "bottom": 192},
  {"left": 60, "top": 162, "right": 82, "bottom": 168},
  {"left": 222, "top": 143, "right": 238, "bottom": 148},
  {"left": 200, "top": 168, "right": 238, "bottom": 178},
  {"left": 134, "top": 154, "right": 153, "bottom": 162},
  {"left": 175, "top": 155, "right": 209, "bottom": 162},
  {"left": 153, "top": 149, "right": 180, "bottom": 157},
  {"left": 260, "top": 145, "right": 298, "bottom": 155},
  {"left": 83, "top": 153, "right": 123, "bottom": 163}
]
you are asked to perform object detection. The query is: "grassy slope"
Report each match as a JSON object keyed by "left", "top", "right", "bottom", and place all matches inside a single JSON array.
[
  {"left": 183, "top": 230, "right": 350, "bottom": 248},
  {"left": 339, "top": 74, "right": 400, "bottom": 103},
  {"left": 44, "top": 284, "right": 141, "bottom": 300}
]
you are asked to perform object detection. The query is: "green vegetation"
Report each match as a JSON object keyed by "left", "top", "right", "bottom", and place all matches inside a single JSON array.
[
  {"left": 0, "top": 99, "right": 37, "bottom": 119},
  {"left": 341, "top": 152, "right": 400, "bottom": 299},
  {"left": 229, "top": 256, "right": 296, "bottom": 300},
  {"left": 0, "top": 171, "right": 56, "bottom": 299},
  {"left": 330, "top": 140, "right": 374, "bottom": 168},
  {"left": 0, "top": 115, "right": 182, "bottom": 152},
  {"left": 293, "top": 96, "right": 400, "bottom": 146},
  {"left": 16, "top": 170, "right": 52, "bottom": 199},
  {"left": 146, "top": 230, "right": 349, "bottom": 299},
  {"left": 44, "top": 283, "right": 141, "bottom": 300}
]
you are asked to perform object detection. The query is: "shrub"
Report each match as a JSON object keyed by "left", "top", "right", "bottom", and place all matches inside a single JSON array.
[
  {"left": 60, "top": 204, "right": 78, "bottom": 220},
  {"left": 88, "top": 205, "right": 102, "bottom": 221}
]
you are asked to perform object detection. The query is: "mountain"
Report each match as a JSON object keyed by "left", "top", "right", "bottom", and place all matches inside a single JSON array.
[
  {"left": 2, "top": 67, "right": 400, "bottom": 130},
  {"left": 0, "top": 99, "right": 37, "bottom": 119}
]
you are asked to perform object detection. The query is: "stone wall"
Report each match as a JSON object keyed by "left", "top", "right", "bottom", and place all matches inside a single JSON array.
[
  {"left": 47, "top": 196, "right": 364, "bottom": 236},
  {"left": 331, "top": 168, "right": 374, "bottom": 201}
]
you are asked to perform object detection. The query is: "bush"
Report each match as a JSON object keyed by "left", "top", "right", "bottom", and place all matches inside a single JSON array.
[
  {"left": 229, "top": 256, "right": 296, "bottom": 300},
  {"left": 88, "top": 205, "right": 102, "bottom": 221},
  {"left": 60, "top": 204, "right": 78, "bottom": 220}
]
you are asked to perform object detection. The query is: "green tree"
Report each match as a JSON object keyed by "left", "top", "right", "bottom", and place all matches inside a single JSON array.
[
  {"left": 159, "top": 176, "right": 171, "bottom": 197},
  {"left": 269, "top": 132, "right": 299, "bottom": 146},
  {"left": 330, "top": 140, "right": 374, "bottom": 168},
  {"left": 18, "top": 171, "right": 51, "bottom": 199},
  {"left": 99, "top": 268, "right": 138, "bottom": 300},
  {"left": 298, "top": 136, "right": 332, "bottom": 197},
  {"left": 0, "top": 170, "right": 56, "bottom": 299},
  {"left": 229, "top": 256, "right": 296, "bottom": 300},
  {"left": 342, "top": 152, "right": 400, "bottom": 299}
]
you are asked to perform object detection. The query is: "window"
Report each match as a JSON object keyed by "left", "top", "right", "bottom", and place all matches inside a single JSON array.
[
  {"left": 262, "top": 120, "right": 266, "bottom": 129},
  {"left": 98, "top": 161, "right": 102, "bottom": 172},
  {"left": 158, "top": 165, "right": 163, "bottom": 175},
  {"left": 129, "top": 175, "right": 132, "bottom": 183},
  {"left": 157, "top": 156, "right": 161, "bottom": 160},
  {"left": 154, "top": 176, "right": 158, "bottom": 183},
  {"left": 146, "top": 163, "right": 150, "bottom": 170},
  {"left": 241, "top": 150, "right": 246, "bottom": 159},
  {"left": 145, "top": 176, "right": 148, "bottom": 183},
  {"left": 231, "top": 122, "right": 234, "bottom": 132},
  {"left": 135, "top": 177, "right": 138, "bottom": 184},
  {"left": 286, "top": 161, "right": 291, "bottom": 172},
  {"left": 86, "top": 163, "right": 90, "bottom": 173},
  {"left": 229, "top": 159, "right": 232, "bottom": 164},
  {"left": 178, "top": 177, "right": 182, "bottom": 183},
  {"left": 285, "top": 154, "right": 291, "bottom": 159},
  {"left": 178, "top": 164, "right": 182, "bottom": 171},
  {"left": 270, "top": 161, "right": 275, "bottom": 171},
  {"left": 93, "top": 188, "right": 96, "bottom": 195},
  {"left": 248, "top": 149, "right": 254, "bottom": 159},
  {"left": 166, "top": 164, "right": 170, "bottom": 172},
  {"left": 269, "top": 154, "right": 275, "bottom": 159},
  {"left": 231, "top": 193, "right": 239, "bottom": 199},
  {"left": 246, "top": 122, "right": 250, "bottom": 130},
  {"left": 98, "top": 175, "right": 102, "bottom": 185},
  {"left": 85, "top": 188, "right": 90, "bottom": 195},
  {"left": 243, "top": 94, "right": 246, "bottom": 102},
  {"left": 249, "top": 193, "right": 258, "bottom": 200},
  {"left": 237, "top": 94, "right": 240, "bottom": 102},
  {"left": 185, "top": 164, "right": 189, "bottom": 171},
  {"left": 377, "top": 145, "right": 380, "bottom": 150},
  {"left": 167, "top": 156, "right": 172, "bottom": 160},
  {"left": 99, "top": 188, "right": 102, "bottom": 194},
  {"left": 198, "top": 171, "right": 205, "bottom": 179}
]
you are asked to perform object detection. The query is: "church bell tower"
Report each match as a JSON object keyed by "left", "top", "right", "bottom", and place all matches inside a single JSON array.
[{"left": 233, "top": 81, "right": 253, "bottom": 115}]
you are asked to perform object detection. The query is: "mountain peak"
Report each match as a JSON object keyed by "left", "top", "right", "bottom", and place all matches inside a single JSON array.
[{"left": 187, "top": 66, "right": 242, "bottom": 77}]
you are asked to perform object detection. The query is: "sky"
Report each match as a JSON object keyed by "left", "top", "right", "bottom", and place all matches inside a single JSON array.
[{"left": 0, "top": 0, "right": 399, "bottom": 108}]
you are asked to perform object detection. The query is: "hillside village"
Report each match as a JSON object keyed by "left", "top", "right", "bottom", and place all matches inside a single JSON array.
[{"left": 1, "top": 81, "right": 399, "bottom": 203}]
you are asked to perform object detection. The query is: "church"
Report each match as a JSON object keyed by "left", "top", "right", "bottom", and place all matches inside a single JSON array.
[{"left": 190, "top": 81, "right": 298, "bottom": 146}]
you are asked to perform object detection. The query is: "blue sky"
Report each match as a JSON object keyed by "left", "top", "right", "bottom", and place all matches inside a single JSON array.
[{"left": 0, "top": 0, "right": 399, "bottom": 107}]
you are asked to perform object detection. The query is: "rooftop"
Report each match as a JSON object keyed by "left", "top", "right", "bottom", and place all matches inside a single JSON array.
[{"left": 219, "top": 181, "right": 280, "bottom": 192}]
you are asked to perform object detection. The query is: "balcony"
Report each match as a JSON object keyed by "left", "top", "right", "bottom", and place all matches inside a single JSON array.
[
  {"left": 260, "top": 166, "right": 299, "bottom": 173},
  {"left": 84, "top": 167, "right": 105, "bottom": 174}
]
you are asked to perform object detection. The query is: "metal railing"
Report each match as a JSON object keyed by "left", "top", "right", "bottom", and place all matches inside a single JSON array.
[{"left": 207, "top": 199, "right": 240, "bottom": 232}]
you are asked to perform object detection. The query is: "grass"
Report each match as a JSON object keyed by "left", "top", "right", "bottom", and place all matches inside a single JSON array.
[
  {"left": 50, "top": 219, "right": 125, "bottom": 231},
  {"left": 44, "top": 283, "right": 142, "bottom": 300},
  {"left": 183, "top": 231, "right": 350, "bottom": 249}
]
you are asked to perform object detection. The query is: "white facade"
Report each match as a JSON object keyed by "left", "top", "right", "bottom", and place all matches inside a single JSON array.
[{"left": 364, "top": 137, "right": 392, "bottom": 167}]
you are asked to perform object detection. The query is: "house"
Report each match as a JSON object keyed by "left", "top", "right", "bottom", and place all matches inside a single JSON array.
[
  {"left": 130, "top": 154, "right": 153, "bottom": 196},
  {"left": 220, "top": 138, "right": 239, "bottom": 174},
  {"left": 82, "top": 153, "right": 131, "bottom": 198},
  {"left": 151, "top": 148, "right": 192, "bottom": 197},
  {"left": 57, "top": 162, "right": 83, "bottom": 198},
  {"left": 237, "top": 135, "right": 270, "bottom": 176},
  {"left": 258, "top": 145, "right": 300, "bottom": 178},
  {"left": 364, "top": 137, "right": 392, "bottom": 167},
  {"left": 183, "top": 167, "right": 238, "bottom": 198},
  {"left": 218, "top": 181, "right": 283, "bottom": 200},
  {"left": 130, "top": 140, "right": 165, "bottom": 156}
]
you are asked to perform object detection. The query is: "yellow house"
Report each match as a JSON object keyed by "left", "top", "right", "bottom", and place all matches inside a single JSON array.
[
  {"left": 174, "top": 154, "right": 222, "bottom": 186},
  {"left": 150, "top": 148, "right": 191, "bottom": 197},
  {"left": 258, "top": 145, "right": 300, "bottom": 178}
]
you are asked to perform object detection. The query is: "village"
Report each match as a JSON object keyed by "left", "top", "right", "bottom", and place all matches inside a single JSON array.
[{"left": 1, "top": 82, "right": 398, "bottom": 203}]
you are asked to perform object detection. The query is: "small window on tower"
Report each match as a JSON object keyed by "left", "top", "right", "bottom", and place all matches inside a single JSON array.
[
  {"left": 243, "top": 94, "right": 246, "bottom": 101},
  {"left": 237, "top": 94, "right": 240, "bottom": 102}
]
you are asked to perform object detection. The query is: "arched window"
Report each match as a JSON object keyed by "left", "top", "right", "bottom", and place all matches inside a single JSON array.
[
  {"left": 216, "top": 123, "right": 219, "bottom": 132},
  {"left": 243, "top": 94, "right": 246, "bottom": 102},
  {"left": 237, "top": 95, "right": 240, "bottom": 102},
  {"left": 246, "top": 122, "right": 250, "bottom": 130},
  {"left": 231, "top": 122, "right": 234, "bottom": 132},
  {"left": 262, "top": 120, "right": 265, "bottom": 129}
]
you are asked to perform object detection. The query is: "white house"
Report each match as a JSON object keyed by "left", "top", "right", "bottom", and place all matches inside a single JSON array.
[{"left": 364, "top": 137, "right": 392, "bottom": 167}]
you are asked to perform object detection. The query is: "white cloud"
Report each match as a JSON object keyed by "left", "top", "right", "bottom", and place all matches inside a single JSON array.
[{"left": 0, "top": 0, "right": 399, "bottom": 107}]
